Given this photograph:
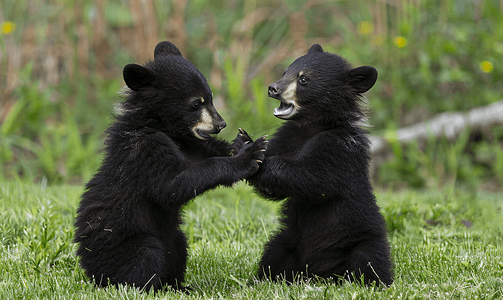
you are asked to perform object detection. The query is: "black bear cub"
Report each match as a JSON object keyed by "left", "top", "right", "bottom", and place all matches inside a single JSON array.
[
  {"left": 247, "top": 44, "right": 393, "bottom": 286},
  {"left": 74, "top": 41, "right": 266, "bottom": 292}
]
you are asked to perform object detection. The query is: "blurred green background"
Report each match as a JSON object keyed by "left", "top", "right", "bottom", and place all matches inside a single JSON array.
[{"left": 1, "top": 0, "right": 503, "bottom": 190}]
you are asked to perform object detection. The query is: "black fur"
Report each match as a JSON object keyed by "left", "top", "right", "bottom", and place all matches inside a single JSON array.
[
  {"left": 74, "top": 41, "right": 266, "bottom": 292},
  {"left": 248, "top": 44, "right": 393, "bottom": 286}
]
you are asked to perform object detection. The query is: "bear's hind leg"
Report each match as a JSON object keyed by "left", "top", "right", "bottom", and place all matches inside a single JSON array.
[
  {"left": 347, "top": 243, "right": 393, "bottom": 286},
  {"left": 111, "top": 236, "right": 167, "bottom": 291},
  {"left": 160, "top": 230, "right": 189, "bottom": 291},
  {"left": 111, "top": 235, "right": 187, "bottom": 292},
  {"left": 258, "top": 229, "right": 300, "bottom": 283}
]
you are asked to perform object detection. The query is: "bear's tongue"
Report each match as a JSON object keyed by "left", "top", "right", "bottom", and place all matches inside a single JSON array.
[{"left": 273, "top": 102, "right": 294, "bottom": 117}]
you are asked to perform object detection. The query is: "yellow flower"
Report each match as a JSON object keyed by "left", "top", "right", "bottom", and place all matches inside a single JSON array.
[
  {"left": 372, "top": 34, "right": 384, "bottom": 47},
  {"left": 480, "top": 61, "right": 493, "bottom": 73},
  {"left": 384, "top": 130, "right": 398, "bottom": 143},
  {"left": 393, "top": 36, "right": 407, "bottom": 48},
  {"left": 357, "top": 21, "right": 373, "bottom": 35},
  {"left": 1, "top": 21, "right": 15, "bottom": 35}
]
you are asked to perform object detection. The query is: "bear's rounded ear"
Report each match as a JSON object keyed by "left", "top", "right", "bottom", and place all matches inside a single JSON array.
[
  {"left": 123, "top": 64, "right": 155, "bottom": 91},
  {"left": 308, "top": 44, "right": 324, "bottom": 54},
  {"left": 154, "top": 41, "right": 182, "bottom": 59},
  {"left": 347, "top": 66, "right": 378, "bottom": 93}
]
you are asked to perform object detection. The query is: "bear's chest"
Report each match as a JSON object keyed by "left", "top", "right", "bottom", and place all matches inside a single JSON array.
[
  {"left": 269, "top": 123, "right": 330, "bottom": 158},
  {"left": 172, "top": 139, "right": 212, "bottom": 163},
  {"left": 269, "top": 136, "right": 310, "bottom": 159}
]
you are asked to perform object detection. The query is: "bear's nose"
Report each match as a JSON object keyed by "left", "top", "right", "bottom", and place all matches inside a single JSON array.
[
  {"left": 217, "top": 120, "right": 227, "bottom": 131},
  {"left": 268, "top": 83, "right": 280, "bottom": 97}
]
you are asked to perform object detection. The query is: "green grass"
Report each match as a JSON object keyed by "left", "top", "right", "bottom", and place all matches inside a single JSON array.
[{"left": 1, "top": 182, "right": 502, "bottom": 299}]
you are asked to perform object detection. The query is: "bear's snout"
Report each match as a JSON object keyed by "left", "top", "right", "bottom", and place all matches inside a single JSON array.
[
  {"left": 268, "top": 83, "right": 280, "bottom": 98},
  {"left": 216, "top": 120, "right": 227, "bottom": 131}
]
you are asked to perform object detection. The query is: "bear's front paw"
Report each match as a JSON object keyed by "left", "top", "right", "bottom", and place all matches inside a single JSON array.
[
  {"left": 230, "top": 128, "right": 254, "bottom": 156},
  {"left": 251, "top": 136, "right": 267, "bottom": 163},
  {"left": 236, "top": 135, "right": 267, "bottom": 177}
]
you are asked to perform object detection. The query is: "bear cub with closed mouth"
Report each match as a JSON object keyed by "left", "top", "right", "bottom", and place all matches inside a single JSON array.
[
  {"left": 247, "top": 44, "right": 393, "bottom": 286},
  {"left": 74, "top": 41, "right": 266, "bottom": 292}
]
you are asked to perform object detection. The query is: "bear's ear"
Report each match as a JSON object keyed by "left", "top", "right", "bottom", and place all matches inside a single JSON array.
[
  {"left": 123, "top": 64, "right": 156, "bottom": 91},
  {"left": 154, "top": 41, "right": 182, "bottom": 59},
  {"left": 308, "top": 44, "right": 324, "bottom": 54},
  {"left": 347, "top": 66, "right": 378, "bottom": 93}
]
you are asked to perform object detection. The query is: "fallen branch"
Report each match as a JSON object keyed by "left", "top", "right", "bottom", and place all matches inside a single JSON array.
[{"left": 369, "top": 100, "right": 503, "bottom": 155}]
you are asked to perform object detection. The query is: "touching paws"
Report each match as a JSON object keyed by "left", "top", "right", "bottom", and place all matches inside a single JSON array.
[
  {"left": 232, "top": 128, "right": 267, "bottom": 177},
  {"left": 230, "top": 128, "right": 254, "bottom": 155}
]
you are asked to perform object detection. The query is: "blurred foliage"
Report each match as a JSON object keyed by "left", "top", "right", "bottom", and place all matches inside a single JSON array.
[{"left": 1, "top": 0, "right": 503, "bottom": 189}]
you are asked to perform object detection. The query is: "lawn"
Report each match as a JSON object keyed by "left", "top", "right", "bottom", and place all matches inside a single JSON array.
[{"left": 0, "top": 182, "right": 502, "bottom": 299}]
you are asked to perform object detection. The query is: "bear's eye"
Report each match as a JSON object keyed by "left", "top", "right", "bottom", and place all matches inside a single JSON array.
[
  {"left": 298, "top": 76, "right": 308, "bottom": 85},
  {"left": 192, "top": 100, "right": 202, "bottom": 109}
]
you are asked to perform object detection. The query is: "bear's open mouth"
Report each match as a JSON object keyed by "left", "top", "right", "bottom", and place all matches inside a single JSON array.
[
  {"left": 273, "top": 102, "right": 295, "bottom": 119},
  {"left": 194, "top": 129, "right": 212, "bottom": 140}
]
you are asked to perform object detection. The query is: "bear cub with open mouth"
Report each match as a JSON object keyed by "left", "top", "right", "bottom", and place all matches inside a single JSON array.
[{"left": 247, "top": 44, "right": 393, "bottom": 286}]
